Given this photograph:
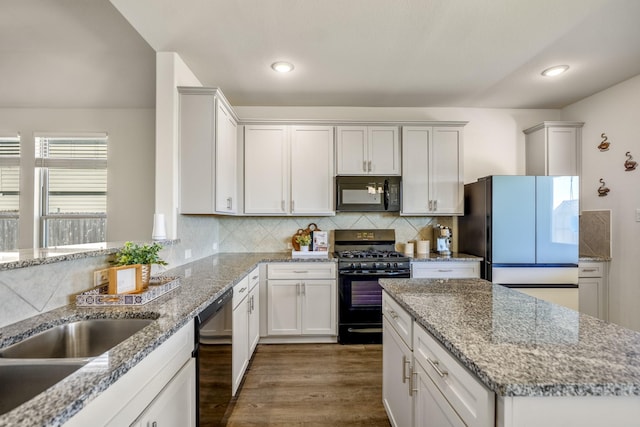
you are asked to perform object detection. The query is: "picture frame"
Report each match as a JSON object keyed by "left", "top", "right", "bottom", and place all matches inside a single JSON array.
[{"left": 108, "top": 264, "right": 143, "bottom": 295}]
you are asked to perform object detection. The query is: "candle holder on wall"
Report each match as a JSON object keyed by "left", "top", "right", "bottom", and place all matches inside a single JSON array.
[
  {"left": 624, "top": 152, "right": 637, "bottom": 171},
  {"left": 598, "top": 133, "right": 610, "bottom": 151},
  {"left": 597, "top": 178, "right": 610, "bottom": 197}
]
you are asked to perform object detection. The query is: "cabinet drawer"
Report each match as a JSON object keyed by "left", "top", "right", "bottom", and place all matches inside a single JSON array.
[
  {"left": 248, "top": 267, "right": 260, "bottom": 291},
  {"left": 233, "top": 276, "right": 250, "bottom": 309},
  {"left": 267, "top": 262, "right": 336, "bottom": 279},
  {"left": 413, "top": 322, "right": 494, "bottom": 427},
  {"left": 579, "top": 262, "right": 604, "bottom": 278},
  {"left": 412, "top": 262, "right": 480, "bottom": 279},
  {"left": 382, "top": 291, "right": 412, "bottom": 349}
]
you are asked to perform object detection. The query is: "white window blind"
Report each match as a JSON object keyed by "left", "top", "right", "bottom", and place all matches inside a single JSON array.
[
  {"left": 0, "top": 134, "right": 20, "bottom": 214},
  {"left": 35, "top": 133, "right": 108, "bottom": 246}
]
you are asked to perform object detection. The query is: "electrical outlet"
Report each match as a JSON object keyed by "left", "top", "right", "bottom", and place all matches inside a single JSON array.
[
  {"left": 185, "top": 268, "right": 192, "bottom": 278},
  {"left": 636, "top": 209, "right": 640, "bottom": 222},
  {"left": 185, "top": 249, "right": 192, "bottom": 259},
  {"left": 287, "top": 242, "right": 293, "bottom": 249},
  {"left": 94, "top": 269, "right": 109, "bottom": 287}
]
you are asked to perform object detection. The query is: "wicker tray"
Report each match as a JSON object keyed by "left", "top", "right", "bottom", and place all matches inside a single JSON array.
[{"left": 75, "top": 276, "right": 181, "bottom": 307}]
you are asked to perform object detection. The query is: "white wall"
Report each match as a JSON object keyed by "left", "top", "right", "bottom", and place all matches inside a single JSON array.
[
  {"left": 563, "top": 74, "right": 640, "bottom": 331},
  {"left": 0, "top": 108, "right": 155, "bottom": 247}
]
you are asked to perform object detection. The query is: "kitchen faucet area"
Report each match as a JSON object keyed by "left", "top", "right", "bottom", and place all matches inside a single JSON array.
[{"left": 1, "top": 0, "right": 639, "bottom": 426}]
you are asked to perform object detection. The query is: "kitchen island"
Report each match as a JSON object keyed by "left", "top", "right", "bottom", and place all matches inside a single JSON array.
[{"left": 380, "top": 278, "right": 640, "bottom": 427}]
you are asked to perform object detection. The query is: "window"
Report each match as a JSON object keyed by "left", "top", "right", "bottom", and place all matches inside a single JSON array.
[
  {"left": 0, "top": 134, "right": 20, "bottom": 251},
  {"left": 35, "top": 133, "right": 107, "bottom": 247}
]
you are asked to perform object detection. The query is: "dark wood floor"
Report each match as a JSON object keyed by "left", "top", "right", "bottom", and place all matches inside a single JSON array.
[{"left": 202, "top": 343, "right": 391, "bottom": 426}]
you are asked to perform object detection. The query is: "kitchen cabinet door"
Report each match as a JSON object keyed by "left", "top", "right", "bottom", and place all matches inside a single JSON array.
[
  {"left": 215, "top": 100, "right": 238, "bottom": 213},
  {"left": 179, "top": 90, "right": 215, "bottom": 214},
  {"left": 401, "top": 126, "right": 464, "bottom": 215},
  {"left": 336, "top": 126, "right": 368, "bottom": 174},
  {"left": 414, "top": 360, "right": 465, "bottom": 427},
  {"left": 336, "top": 126, "right": 400, "bottom": 175},
  {"left": 290, "top": 126, "right": 334, "bottom": 214},
  {"left": 524, "top": 122, "right": 583, "bottom": 176},
  {"left": 267, "top": 280, "right": 302, "bottom": 335},
  {"left": 430, "top": 127, "right": 463, "bottom": 214},
  {"left": 132, "top": 359, "right": 196, "bottom": 427},
  {"left": 232, "top": 290, "right": 250, "bottom": 396},
  {"left": 301, "top": 280, "right": 336, "bottom": 335},
  {"left": 382, "top": 316, "right": 413, "bottom": 427},
  {"left": 248, "top": 285, "right": 260, "bottom": 356},
  {"left": 244, "top": 125, "right": 289, "bottom": 214},
  {"left": 368, "top": 126, "right": 400, "bottom": 175}
]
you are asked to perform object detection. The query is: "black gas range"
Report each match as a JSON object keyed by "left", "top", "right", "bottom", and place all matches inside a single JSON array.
[{"left": 334, "top": 229, "right": 411, "bottom": 344}]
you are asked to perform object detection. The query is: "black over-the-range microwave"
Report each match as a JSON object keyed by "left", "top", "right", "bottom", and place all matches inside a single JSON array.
[{"left": 336, "top": 176, "right": 401, "bottom": 212}]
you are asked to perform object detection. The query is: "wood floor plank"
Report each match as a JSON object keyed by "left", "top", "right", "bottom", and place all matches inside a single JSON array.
[{"left": 201, "top": 343, "right": 390, "bottom": 426}]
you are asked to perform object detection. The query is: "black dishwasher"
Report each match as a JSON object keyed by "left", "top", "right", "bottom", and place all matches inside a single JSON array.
[{"left": 194, "top": 287, "right": 233, "bottom": 427}]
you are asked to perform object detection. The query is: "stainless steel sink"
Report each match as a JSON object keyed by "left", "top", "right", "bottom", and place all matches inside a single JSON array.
[
  {"left": 0, "top": 360, "right": 87, "bottom": 415},
  {"left": 0, "top": 318, "right": 153, "bottom": 359}
]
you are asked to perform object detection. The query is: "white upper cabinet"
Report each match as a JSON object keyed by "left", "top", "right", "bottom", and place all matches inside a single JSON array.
[
  {"left": 524, "top": 121, "right": 583, "bottom": 176},
  {"left": 336, "top": 126, "right": 400, "bottom": 175},
  {"left": 290, "top": 126, "right": 334, "bottom": 215},
  {"left": 178, "top": 87, "right": 239, "bottom": 215},
  {"left": 215, "top": 101, "right": 238, "bottom": 213},
  {"left": 244, "top": 125, "right": 335, "bottom": 215},
  {"left": 244, "top": 125, "right": 289, "bottom": 214},
  {"left": 401, "top": 126, "right": 464, "bottom": 215}
]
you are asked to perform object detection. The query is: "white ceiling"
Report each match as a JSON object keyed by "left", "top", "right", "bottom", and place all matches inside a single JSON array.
[{"left": 3, "top": 0, "right": 640, "bottom": 109}]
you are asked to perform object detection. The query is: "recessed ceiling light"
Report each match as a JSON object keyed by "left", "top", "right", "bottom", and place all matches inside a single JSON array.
[
  {"left": 541, "top": 65, "right": 569, "bottom": 77},
  {"left": 271, "top": 61, "right": 294, "bottom": 73}
]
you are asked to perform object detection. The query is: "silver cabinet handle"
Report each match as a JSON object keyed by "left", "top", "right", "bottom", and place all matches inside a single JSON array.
[
  {"left": 428, "top": 200, "right": 433, "bottom": 211},
  {"left": 410, "top": 371, "right": 418, "bottom": 396},
  {"left": 433, "top": 199, "right": 437, "bottom": 211},
  {"left": 388, "top": 309, "right": 399, "bottom": 320},
  {"left": 437, "top": 269, "right": 453, "bottom": 272},
  {"left": 297, "top": 282, "right": 301, "bottom": 295},
  {"left": 293, "top": 270, "right": 308, "bottom": 274},
  {"left": 226, "top": 197, "right": 232, "bottom": 210},
  {"left": 291, "top": 200, "right": 295, "bottom": 212},
  {"left": 402, "top": 355, "right": 411, "bottom": 384},
  {"left": 251, "top": 275, "right": 259, "bottom": 280},
  {"left": 251, "top": 294, "right": 255, "bottom": 311},
  {"left": 582, "top": 268, "right": 597, "bottom": 272},
  {"left": 427, "top": 357, "right": 448, "bottom": 378},
  {"left": 237, "top": 286, "right": 247, "bottom": 294},
  {"left": 368, "top": 160, "right": 372, "bottom": 172},
  {"left": 363, "top": 160, "right": 367, "bottom": 172},
  {"left": 302, "top": 282, "right": 306, "bottom": 296},
  {"left": 281, "top": 200, "right": 285, "bottom": 211}
]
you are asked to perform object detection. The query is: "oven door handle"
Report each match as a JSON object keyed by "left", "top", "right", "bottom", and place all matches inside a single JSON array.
[{"left": 339, "top": 270, "right": 410, "bottom": 277}]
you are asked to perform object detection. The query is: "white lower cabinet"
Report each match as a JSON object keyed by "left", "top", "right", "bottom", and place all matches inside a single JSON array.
[
  {"left": 411, "top": 261, "right": 480, "bottom": 279},
  {"left": 578, "top": 261, "right": 609, "bottom": 320},
  {"left": 266, "top": 263, "right": 337, "bottom": 339},
  {"left": 131, "top": 358, "right": 196, "bottom": 427},
  {"left": 382, "top": 316, "right": 414, "bottom": 427},
  {"left": 383, "top": 291, "right": 494, "bottom": 427},
  {"left": 232, "top": 268, "right": 260, "bottom": 396},
  {"left": 64, "top": 320, "right": 195, "bottom": 427}
]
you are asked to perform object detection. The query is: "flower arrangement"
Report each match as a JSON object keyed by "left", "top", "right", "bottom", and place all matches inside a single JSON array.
[
  {"left": 295, "top": 234, "right": 312, "bottom": 247},
  {"left": 112, "top": 241, "right": 167, "bottom": 266}
]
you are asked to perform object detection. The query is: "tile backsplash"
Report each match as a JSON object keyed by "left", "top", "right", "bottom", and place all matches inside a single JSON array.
[
  {"left": 579, "top": 210, "right": 611, "bottom": 258},
  {"left": 216, "top": 213, "right": 451, "bottom": 253}
]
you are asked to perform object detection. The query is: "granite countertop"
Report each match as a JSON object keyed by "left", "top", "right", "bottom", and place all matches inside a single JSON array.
[
  {"left": 409, "top": 252, "right": 482, "bottom": 262},
  {"left": 380, "top": 278, "right": 640, "bottom": 398},
  {"left": 0, "top": 253, "right": 334, "bottom": 427},
  {"left": 0, "top": 240, "right": 178, "bottom": 271}
]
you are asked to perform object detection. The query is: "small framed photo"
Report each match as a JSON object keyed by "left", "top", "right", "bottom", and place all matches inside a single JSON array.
[{"left": 108, "top": 264, "right": 143, "bottom": 295}]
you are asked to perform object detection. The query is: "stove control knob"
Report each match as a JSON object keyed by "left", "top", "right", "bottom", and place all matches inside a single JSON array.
[
  {"left": 386, "top": 263, "right": 391, "bottom": 268},
  {"left": 394, "top": 262, "right": 399, "bottom": 268},
  {"left": 350, "top": 263, "right": 356, "bottom": 269}
]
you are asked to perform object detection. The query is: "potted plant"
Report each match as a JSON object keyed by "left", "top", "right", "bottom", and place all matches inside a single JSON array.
[
  {"left": 113, "top": 241, "right": 167, "bottom": 288},
  {"left": 295, "top": 234, "right": 312, "bottom": 251}
]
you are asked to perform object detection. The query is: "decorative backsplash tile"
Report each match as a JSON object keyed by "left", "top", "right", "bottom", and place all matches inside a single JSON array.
[
  {"left": 216, "top": 213, "right": 450, "bottom": 253},
  {"left": 579, "top": 210, "right": 611, "bottom": 258}
]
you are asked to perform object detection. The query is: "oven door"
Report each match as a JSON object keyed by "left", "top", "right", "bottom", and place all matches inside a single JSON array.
[{"left": 338, "top": 270, "right": 409, "bottom": 344}]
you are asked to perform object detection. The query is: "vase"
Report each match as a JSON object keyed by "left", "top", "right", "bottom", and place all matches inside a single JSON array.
[
  {"left": 141, "top": 264, "right": 151, "bottom": 289},
  {"left": 301, "top": 245, "right": 310, "bottom": 252}
]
